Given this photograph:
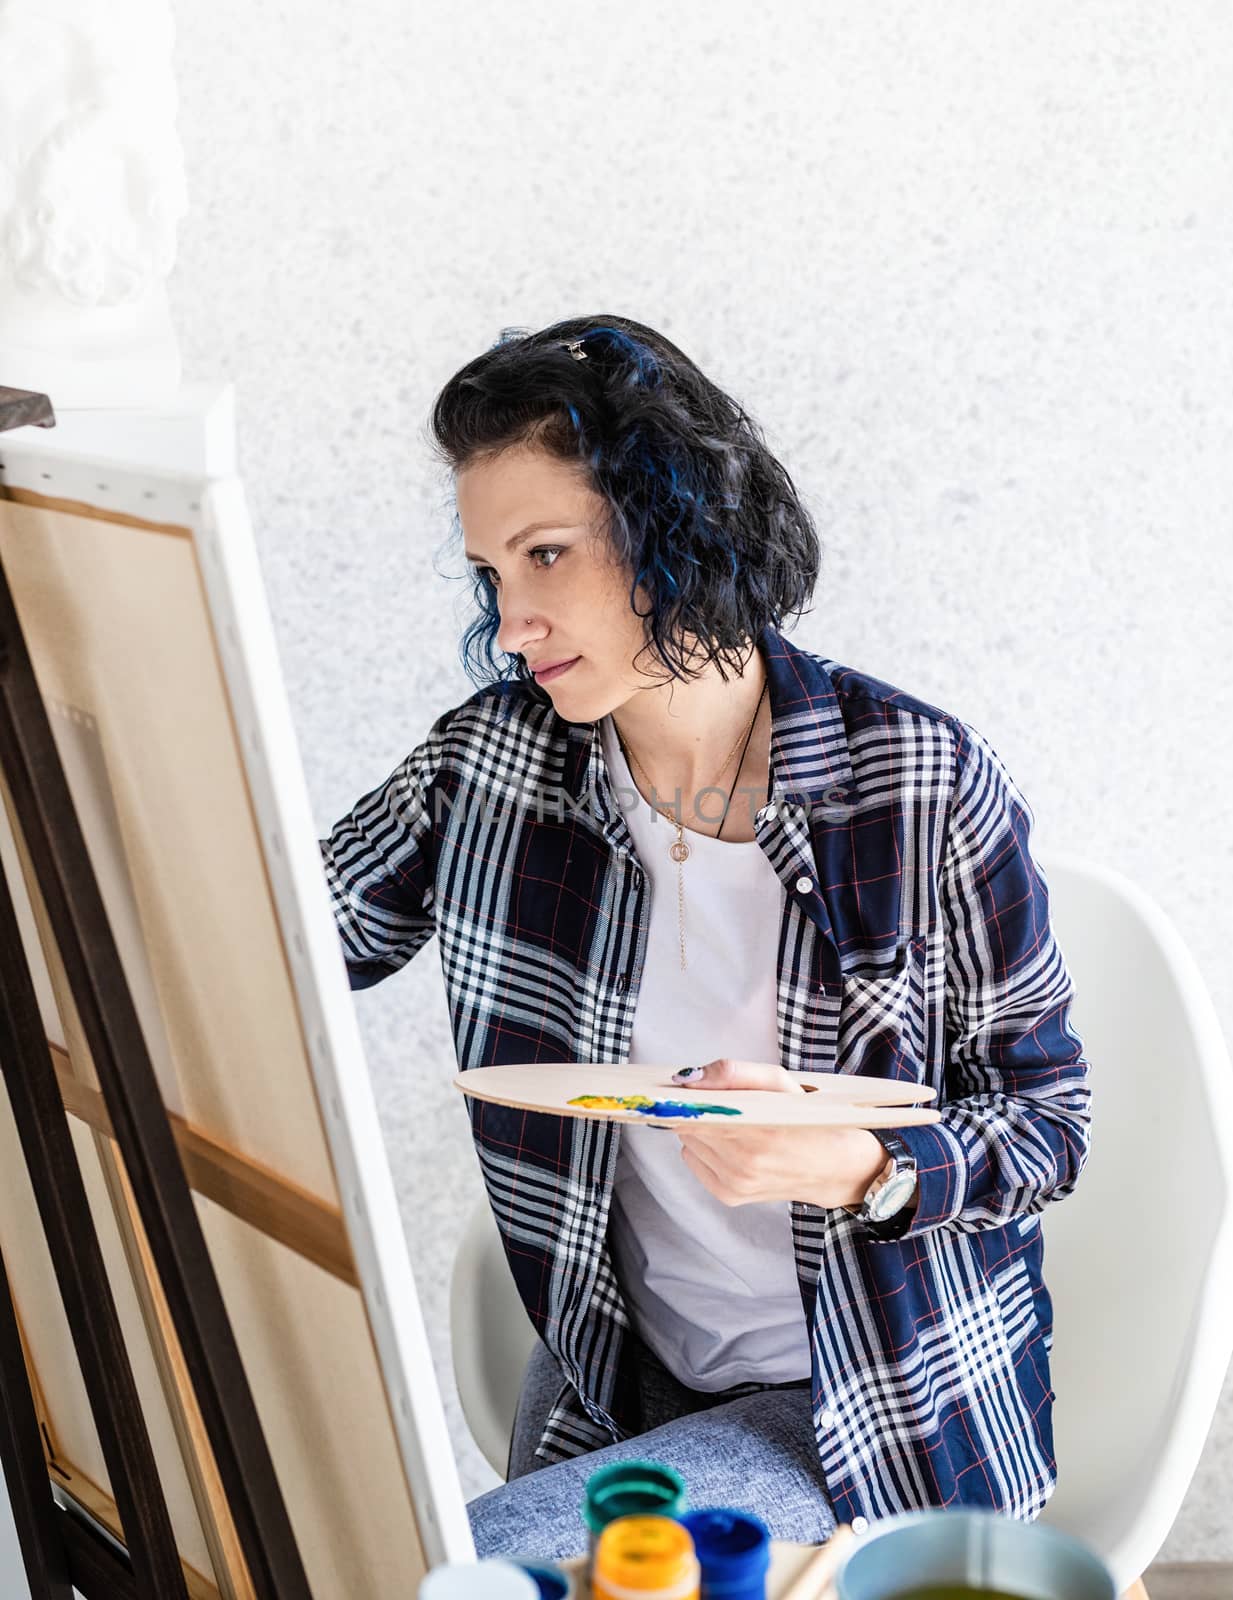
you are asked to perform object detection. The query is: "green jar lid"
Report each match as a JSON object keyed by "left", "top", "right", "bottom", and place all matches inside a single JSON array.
[{"left": 581, "top": 1459, "right": 687, "bottom": 1535}]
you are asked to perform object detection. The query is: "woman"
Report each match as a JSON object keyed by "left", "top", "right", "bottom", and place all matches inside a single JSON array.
[{"left": 319, "top": 316, "right": 1092, "bottom": 1560}]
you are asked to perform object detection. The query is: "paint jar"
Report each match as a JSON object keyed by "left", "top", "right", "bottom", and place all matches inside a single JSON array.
[
  {"left": 833, "top": 1508, "right": 1116, "bottom": 1600},
  {"left": 582, "top": 1458, "right": 688, "bottom": 1554},
  {"left": 512, "top": 1558, "right": 574, "bottom": 1598},
  {"left": 418, "top": 1558, "right": 540, "bottom": 1598},
  {"left": 592, "top": 1514, "right": 700, "bottom": 1600},
  {"left": 677, "top": 1509, "right": 770, "bottom": 1599}
]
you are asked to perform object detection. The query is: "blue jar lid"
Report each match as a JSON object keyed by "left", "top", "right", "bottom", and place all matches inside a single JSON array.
[
  {"left": 678, "top": 1508, "right": 770, "bottom": 1593},
  {"left": 511, "top": 1560, "right": 571, "bottom": 1599}
]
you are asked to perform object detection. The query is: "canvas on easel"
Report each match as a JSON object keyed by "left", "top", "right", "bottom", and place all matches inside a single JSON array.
[{"left": 0, "top": 417, "right": 475, "bottom": 1598}]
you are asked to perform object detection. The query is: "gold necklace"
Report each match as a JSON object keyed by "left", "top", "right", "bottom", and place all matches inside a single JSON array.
[{"left": 614, "top": 680, "right": 768, "bottom": 972}]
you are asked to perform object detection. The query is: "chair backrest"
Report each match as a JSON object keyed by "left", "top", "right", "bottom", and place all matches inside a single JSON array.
[
  {"left": 1033, "top": 851, "right": 1233, "bottom": 1587},
  {"left": 450, "top": 1195, "right": 538, "bottom": 1479}
]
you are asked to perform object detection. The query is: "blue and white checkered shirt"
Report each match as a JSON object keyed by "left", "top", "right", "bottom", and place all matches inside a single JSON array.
[{"left": 319, "top": 622, "right": 1092, "bottom": 1531}]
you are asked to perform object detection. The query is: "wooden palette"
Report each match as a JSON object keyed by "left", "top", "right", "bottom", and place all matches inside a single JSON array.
[{"left": 454, "top": 1063, "right": 941, "bottom": 1130}]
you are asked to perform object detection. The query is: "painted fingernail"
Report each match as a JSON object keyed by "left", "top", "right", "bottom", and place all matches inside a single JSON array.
[{"left": 672, "top": 1065, "right": 705, "bottom": 1083}]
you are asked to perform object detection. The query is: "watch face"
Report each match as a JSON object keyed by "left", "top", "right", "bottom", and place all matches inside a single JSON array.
[{"left": 870, "top": 1169, "right": 917, "bottom": 1220}]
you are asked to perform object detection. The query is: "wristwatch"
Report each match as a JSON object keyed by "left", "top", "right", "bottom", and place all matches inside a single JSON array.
[{"left": 849, "top": 1129, "right": 919, "bottom": 1225}]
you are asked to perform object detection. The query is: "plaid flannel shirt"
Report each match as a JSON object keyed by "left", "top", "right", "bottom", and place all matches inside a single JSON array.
[{"left": 319, "top": 622, "right": 1092, "bottom": 1532}]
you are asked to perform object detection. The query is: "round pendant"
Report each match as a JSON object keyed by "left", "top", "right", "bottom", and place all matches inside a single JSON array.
[{"left": 669, "top": 839, "right": 691, "bottom": 864}]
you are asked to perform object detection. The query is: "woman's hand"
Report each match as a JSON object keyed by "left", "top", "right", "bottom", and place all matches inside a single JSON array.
[{"left": 669, "top": 1058, "right": 890, "bottom": 1210}]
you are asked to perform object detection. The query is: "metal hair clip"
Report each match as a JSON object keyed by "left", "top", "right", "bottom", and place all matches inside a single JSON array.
[{"left": 563, "top": 339, "right": 588, "bottom": 361}]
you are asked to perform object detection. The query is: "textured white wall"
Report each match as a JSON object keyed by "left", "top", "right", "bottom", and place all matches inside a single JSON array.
[
  {"left": 0, "top": 1484, "right": 30, "bottom": 1600},
  {"left": 166, "top": 0, "right": 1233, "bottom": 1556}
]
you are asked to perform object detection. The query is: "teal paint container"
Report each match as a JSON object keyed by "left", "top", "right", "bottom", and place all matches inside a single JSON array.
[{"left": 581, "top": 1459, "right": 688, "bottom": 1555}]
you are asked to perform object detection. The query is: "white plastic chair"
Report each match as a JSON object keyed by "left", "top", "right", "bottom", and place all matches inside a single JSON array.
[
  {"left": 448, "top": 853, "right": 1233, "bottom": 1594},
  {"left": 1032, "top": 852, "right": 1233, "bottom": 1591},
  {"left": 449, "top": 1194, "right": 537, "bottom": 1480}
]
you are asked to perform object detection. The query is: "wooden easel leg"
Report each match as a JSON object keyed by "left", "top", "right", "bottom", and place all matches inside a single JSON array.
[
  {"left": 1121, "top": 1580, "right": 1151, "bottom": 1599},
  {"left": 0, "top": 851, "right": 189, "bottom": 1598},
  {"left": 0, "top": 1243, "right": 73, "bottom": 1600}
]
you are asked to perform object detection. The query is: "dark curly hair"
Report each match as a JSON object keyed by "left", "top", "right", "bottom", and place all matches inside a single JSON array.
[{"left": 426, "top": 314, "right": 821, "bottom": 705}]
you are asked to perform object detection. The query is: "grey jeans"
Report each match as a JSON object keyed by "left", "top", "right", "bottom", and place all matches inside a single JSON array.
[{"left": 467, "top": 1337, "right": 838, "bottom": 1562}]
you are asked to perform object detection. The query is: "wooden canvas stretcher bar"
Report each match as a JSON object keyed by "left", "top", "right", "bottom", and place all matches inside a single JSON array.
[{"left": 52, "top": 1047, "right": 356, "bottom": 1291}]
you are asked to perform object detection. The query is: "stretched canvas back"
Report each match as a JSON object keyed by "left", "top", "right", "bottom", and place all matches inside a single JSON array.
[{"left": 0, "top": 441, "right": 474, "bottom": 1598}]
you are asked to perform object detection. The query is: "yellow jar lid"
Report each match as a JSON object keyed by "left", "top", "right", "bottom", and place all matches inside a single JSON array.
[{"left": 594, "top": 1515, "right": 698, "bottom": 1591}]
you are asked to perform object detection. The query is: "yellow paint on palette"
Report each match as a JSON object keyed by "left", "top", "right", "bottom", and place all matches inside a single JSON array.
[{"left": 569, "top": 1094, "right": 655, "bottom": 1111}]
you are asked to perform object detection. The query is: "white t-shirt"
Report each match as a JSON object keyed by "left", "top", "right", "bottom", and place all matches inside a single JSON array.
[{"left": 600, "top": 712, "right": 812, "bottom": 1392}]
